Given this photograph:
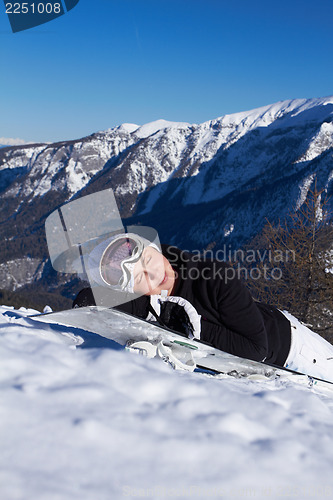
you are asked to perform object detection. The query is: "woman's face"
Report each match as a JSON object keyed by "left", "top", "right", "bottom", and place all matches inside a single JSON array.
[{"left": 133, "top": 247, "right": 175, "bottom": 295}]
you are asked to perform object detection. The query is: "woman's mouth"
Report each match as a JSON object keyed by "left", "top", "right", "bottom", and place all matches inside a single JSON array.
[{"left": 160, "top": 273, "right": 168, "bottom": 286}]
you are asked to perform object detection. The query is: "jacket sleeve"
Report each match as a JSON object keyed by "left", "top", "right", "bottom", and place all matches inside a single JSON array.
[
  {"left": 114, "top": 295, "right": 150, "bottom": 319},
  {"left": 198, "top": 264, "right": 268, "bottom": 362},
  {"left": 72, "top": 287, "right": 150, "bottom": 319}
]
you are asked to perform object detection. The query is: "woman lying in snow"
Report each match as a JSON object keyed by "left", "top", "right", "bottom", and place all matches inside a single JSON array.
[{"left": 73, "top": 233, "right": 333, "bottom": 383}]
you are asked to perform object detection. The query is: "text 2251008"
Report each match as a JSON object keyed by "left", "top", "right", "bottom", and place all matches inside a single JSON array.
[{"left": 5, "top": 3, "right": 62, "bottom": 14}]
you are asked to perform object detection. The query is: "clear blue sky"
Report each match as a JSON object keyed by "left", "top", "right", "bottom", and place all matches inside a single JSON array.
[{"left": 1, "top": 0, "right": 332, "bottom": 143}]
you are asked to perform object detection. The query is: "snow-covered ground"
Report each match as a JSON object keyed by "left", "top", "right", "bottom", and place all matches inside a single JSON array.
[{"left": 1, "top": 305, "right": 333, "bottom": 500}]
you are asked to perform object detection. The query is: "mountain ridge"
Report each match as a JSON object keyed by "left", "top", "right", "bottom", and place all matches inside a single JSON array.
[{"left": 1, "top": 96, "right": 333, "bottom": 303}]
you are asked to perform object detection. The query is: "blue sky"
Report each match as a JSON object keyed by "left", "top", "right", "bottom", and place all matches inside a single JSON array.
[{"left": 1, "top": 0, "right": 333, "bottom": 143}]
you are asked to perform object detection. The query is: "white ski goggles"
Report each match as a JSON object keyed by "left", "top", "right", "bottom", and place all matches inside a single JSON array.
[{"left": 99, "top": 235, "right": 145, "bottom": 291}]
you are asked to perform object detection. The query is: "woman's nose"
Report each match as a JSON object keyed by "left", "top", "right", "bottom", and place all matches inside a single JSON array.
[
  {"left": 146, "top": 269, "right": 157, "bottom": 282},
  {"left": 146, "top": 263, "right": 162, "bottom": 283}
]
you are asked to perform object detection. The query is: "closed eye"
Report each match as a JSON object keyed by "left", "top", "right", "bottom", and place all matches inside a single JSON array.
[
  {"left": 135, "top": 272, "right": 143, "bottom": 284},
  {"left": 144, "top": 255, "right": 151, "bottom": 267}
]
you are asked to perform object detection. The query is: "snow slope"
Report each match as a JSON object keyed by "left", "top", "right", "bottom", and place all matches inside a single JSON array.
[{"left": 1, "top": 305, "right": 333, "bottom": 500}]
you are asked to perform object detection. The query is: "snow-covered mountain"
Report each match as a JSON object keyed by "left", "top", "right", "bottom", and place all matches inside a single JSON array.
[{"left": 1, "top": 97, "right": 333, "bottom": 302}]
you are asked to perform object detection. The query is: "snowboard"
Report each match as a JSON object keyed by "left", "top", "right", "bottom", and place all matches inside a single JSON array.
[{"left": 30, "top": 306, "right": 333, "bottom": 392}]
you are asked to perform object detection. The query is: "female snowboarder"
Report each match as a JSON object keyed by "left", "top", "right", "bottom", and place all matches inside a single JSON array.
[{"left": 73, "top": 232, "right": 333, "bottom": 382}]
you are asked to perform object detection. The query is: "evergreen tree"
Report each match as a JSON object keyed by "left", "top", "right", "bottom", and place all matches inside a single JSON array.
[{"left": 241, "top": 182, "right": 333, "bottom": 342}]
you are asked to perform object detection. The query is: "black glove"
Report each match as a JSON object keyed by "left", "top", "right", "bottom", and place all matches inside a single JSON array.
[
  {"left": 147, "top": 295, "right": 201, "bottom": 339},
  {"left": 159, "top": 301, "right": 195, "bottom": 338}
]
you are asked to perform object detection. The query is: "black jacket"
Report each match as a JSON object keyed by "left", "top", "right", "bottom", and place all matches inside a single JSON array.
[{"left": 74, "top": 245, "right": 291, "bottom": 366}]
